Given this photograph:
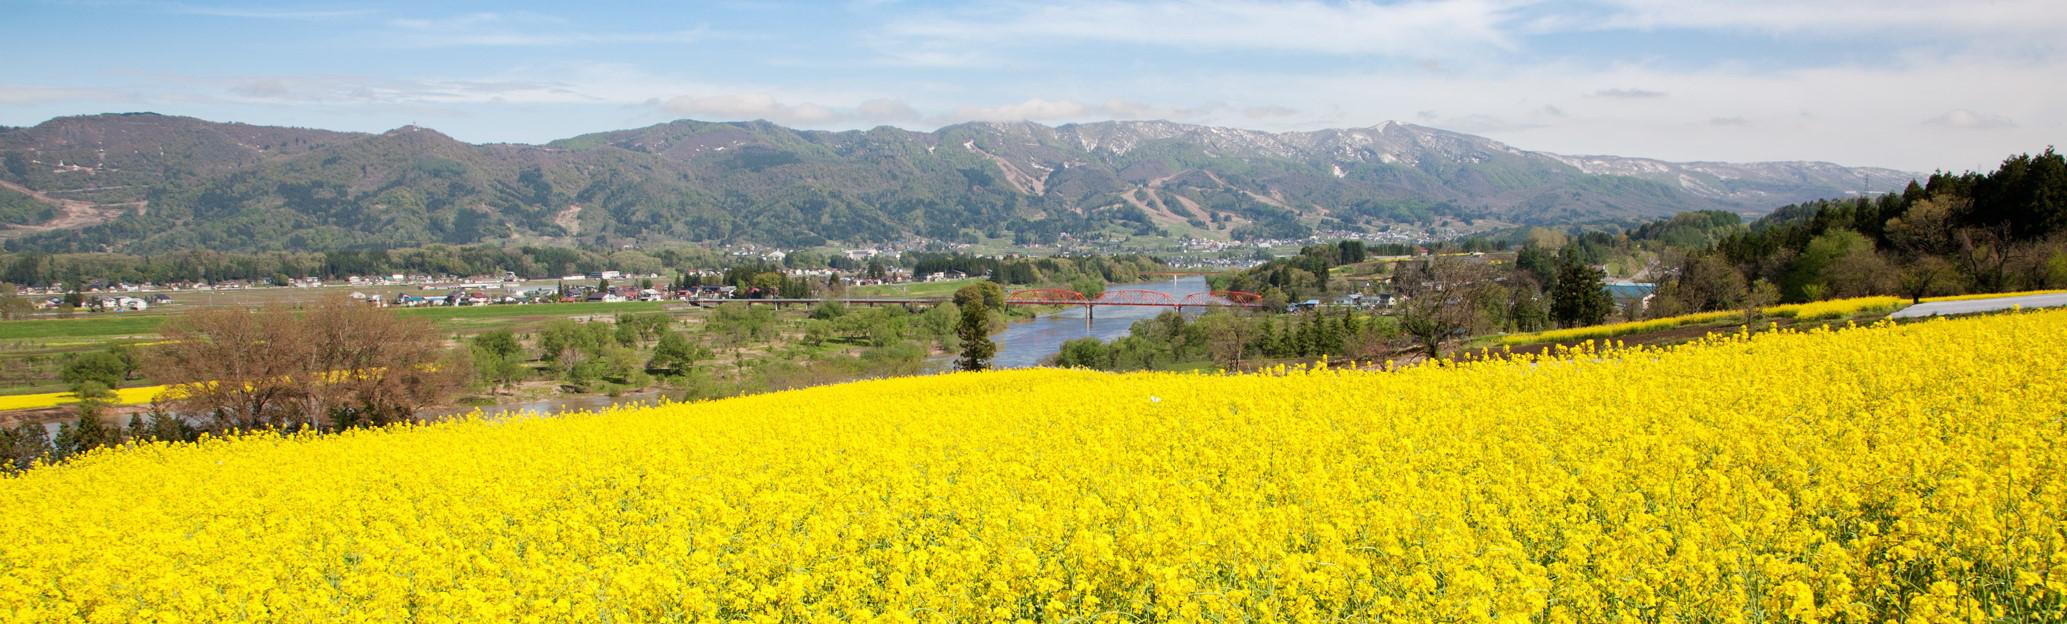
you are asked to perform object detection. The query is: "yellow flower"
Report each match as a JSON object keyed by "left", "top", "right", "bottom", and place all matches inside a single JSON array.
[{"left": 3, "top": 311, "right": 2065, "bottom": 621}]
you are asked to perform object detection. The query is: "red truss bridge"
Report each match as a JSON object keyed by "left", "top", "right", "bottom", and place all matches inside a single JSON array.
[{"left": 1004, "top": 289, "right": 1264, "bottom": 316}]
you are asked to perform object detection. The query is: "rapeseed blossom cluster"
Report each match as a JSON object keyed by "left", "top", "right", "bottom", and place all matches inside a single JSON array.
[
  {"left": 1501, "top": 295, "right": 1917, "bottom": 346},
  {"left": 1766, "top": 296, "right": 1907, "bottom": 321},
  {"left": 1496, "top": 310, "right": 1743, "bottom": 345},
  {"left": 0, "top": 385, "right": 167, "bottom": 412},
  {"left": 3, "top": 311, "right": 2065, "bottom": 622}
]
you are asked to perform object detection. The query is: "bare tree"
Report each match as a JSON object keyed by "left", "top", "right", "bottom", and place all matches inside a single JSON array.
[
  {"left": 1743, "top": 279, "right": 1780, "bottom": 325},
  {"left": 1954, "top": 223, "right": 2029, "bottom": 293},
  {"left": 148, "top": 296, "right": 462, "bottom": 431},
  {"left": 1896, "top": 255, "right": 1957, "bottom": 303},
  {"left": 0, "top": 283, "right": 31, "bottom": 320},
  {"left": 1392, "top": 257, "right": 1498, "bottom": 359},
  {"left": 1195, "top": 311, "right": 1250, "bottom": 370}
]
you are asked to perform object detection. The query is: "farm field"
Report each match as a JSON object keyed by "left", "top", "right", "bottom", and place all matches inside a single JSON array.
[{"left": 2, "top": 310, "right": 2063, "bottom": 621}]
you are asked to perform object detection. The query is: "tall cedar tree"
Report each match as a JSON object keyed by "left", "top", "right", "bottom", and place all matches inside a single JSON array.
[
  {"left": 955, "top": 300, "right": 996, "bottom": 371},
  {"left": 1551, "top": 255, "right": 1614, "bottom": 328}
]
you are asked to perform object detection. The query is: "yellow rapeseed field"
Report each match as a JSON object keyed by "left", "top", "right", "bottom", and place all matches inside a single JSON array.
[
  {"left": 0, "top": 385, "right": 169, "bottom": 412},
  {"left": 1766, "top": 296, "right": 1908, "bottom": 321},
  {"left": 4, "top": 311, "right": 2066, "bottom": 622},
  {"left": 1496, "top": 310, "right": 1742, "bottom": 346},
  {"left": 1498, "top": 295, "right": 1914, "bottom": 346}
]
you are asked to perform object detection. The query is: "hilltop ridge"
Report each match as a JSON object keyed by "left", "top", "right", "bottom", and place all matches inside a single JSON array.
[{"left": 0, "top": 113, "right": 1919, "bottom": 252}]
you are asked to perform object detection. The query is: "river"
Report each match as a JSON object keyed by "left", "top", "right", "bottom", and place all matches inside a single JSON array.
[{"left": 987, "top": 275, "right": 1211, "bottom": 368}]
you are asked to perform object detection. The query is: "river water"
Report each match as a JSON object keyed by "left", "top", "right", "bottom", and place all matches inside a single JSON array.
[{"left": 987, "top": 275, "right": 1210, "bottom": 368}]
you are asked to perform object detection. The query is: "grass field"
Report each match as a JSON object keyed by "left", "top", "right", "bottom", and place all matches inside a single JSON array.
[{"left": 0, "top": 314, "right": 168, "bottom": 340}]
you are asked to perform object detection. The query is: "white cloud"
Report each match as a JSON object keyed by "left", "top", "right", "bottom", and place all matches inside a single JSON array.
[
  {"left": 1244, "top": 105, "right": 1300, "bottom": 119},
  {"left": 883, "top": 0, "right": 1522, "bottom": 58},
  {"left": 658, "top": 93, "right": 928, "bottom": 127},
  {"left": 1558, "top": 0, "right": 2067, "bottom": 37},
  {"left": 168, "top": 4, "right": 372, "bottom": 20},
  {"left": 0, "top": 86, "right": 126, "bottom": 105},
  {"left": 1118, "top": 56, "right": 2066, "bottom": 170},
  {"left": 1921, "top": 109, "right": 2017, "bottom": 129},
  {"left": 221, "top": 76, "right": 596, "bottom": 105},
  {"left": 1416, "top": 112, "right": 1546, "bottom": 134},
  {"left": 940, "top": 98, "right": 1221, "bottom": 124},
  {"left": 383, "top": 12, "right": 704, "bottom": 47},
  {"left": 856, "top": 98, "right": 922, "bottom": 121},
  {"left": 1591, "top": 88, "right": 1665, "bottom": 99},
  {"left": 950, "top": 98, "right": 1093, "bottom": 121}
]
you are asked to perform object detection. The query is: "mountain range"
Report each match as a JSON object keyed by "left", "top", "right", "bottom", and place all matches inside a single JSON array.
[{"left": 0, "top": 113, "right": 1919, "bottom": 253}]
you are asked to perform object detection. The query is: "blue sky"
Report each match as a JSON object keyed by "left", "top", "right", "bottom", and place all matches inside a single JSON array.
[{"left": 2, "top": 0, "right": 2062, "bottom": 171}]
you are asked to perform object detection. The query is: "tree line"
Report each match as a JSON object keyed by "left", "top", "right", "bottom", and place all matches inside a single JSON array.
[{"left": 1651, "top": 148, "right": 2067, "bottom": 315}]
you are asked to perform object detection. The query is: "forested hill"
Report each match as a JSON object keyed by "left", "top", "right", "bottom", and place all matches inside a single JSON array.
[{"left": 0, "top": 113, "right": 1918, "bottom": 253}]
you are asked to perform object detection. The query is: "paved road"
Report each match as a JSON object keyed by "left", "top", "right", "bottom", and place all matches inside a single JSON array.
[{"left": 1888, "top": 293, "right": 2067, "bottom": 319}]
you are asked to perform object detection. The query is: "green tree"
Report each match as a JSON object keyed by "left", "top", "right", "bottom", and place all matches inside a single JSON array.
[
  {"left": 613, "top": 312, "right": 674, "bottom": 347},
  {"left": 704, "top": 302, "right": 775, "bottom": 375},
  {"left": 647, "top": 331, "right": 711, "bottom": 376},
  {"left": 952, "top": 281, "right": 1005, "bottom": 314},
  {"left": 52, "top": 407, "right": 115, "bottom": 461},
  {"left": 809, "top": 300, "right": 848, "bottom": 320},
  {"left": 61, "top": 352, "right": 128, "bottom": 397},
  {"left": 1070, "top": 276, "right": 1106, "bottom": 300},
  {"left": 1256, "top": 318, "right": 1283, "bottom": 357},
  {"left": 1515, "top": 245, "right": 1559, "bottom": 287},
  {"left": 538, "top": 320, "right": 621, "bottom": 388},
  {"left": 1786, "top": 228, "right": 1876, "bottom": 300},
  {"left": 2, "top": 423, "right": 53, "bottom": 472},
  {"left": 918, "top": 302, "right": 961, "bottom": 351},
  {"left": 955, "top": 299, "right": 996, "bottom": 371},
  {"left": 1550, "top": 255, "right": 1613, "bottom": 328},
  {"left": 1054, "top": 337, "right": 1111, "bottom": 369},
  {"left": 469, "top": 330, "right": 526, "bottom": 391},
  {"left": 1509, "top": 288, "right": 1550, "bottom": 332},
  {"left": 1337, "top": 240, "right": 1368, "bottom": 263},
  {"left": 800, "top": 319, "right": 832, "bottom": 347},
  {"left": 539, "top": 320, "right": 604, "bottom": 368},
  {"left": 472, "top": 329, "right": 523, "bottom": 360}
]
